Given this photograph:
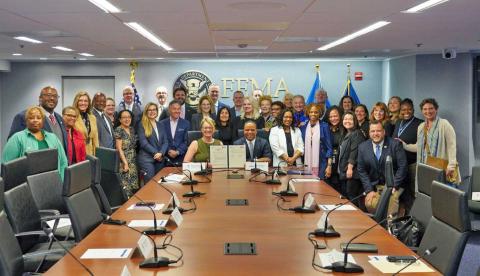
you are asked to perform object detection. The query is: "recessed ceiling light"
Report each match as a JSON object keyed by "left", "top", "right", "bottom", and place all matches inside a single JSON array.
[
  {"left": 79, "top": 58, "right": 87, "bottom": 61},
  {"left": 117, "top": 57, "right": 126, "bottom": 60},
  {"left": 40, "top": 57, "right": 48, "bottom": 60},
  {"left": 88, "top": 0, "right": 121, "bottom": 13},
  {"left": 317, "top": 21, "right": 390, "bottom": 51},
  {"left": 14, "top": 36, "right": 43, "bottom": 44},
  {"left": 12, "top": 53, "right": 22, "bottom": 56},
  {"left": 404, "top": 0, "right": 449, "bottom": 13},
  {"left": 52, "top": 46, "right": 74, "bottom": 52},
  {"left": 124, "top": 22, "right": 173, "bottom": 51},
  {"left": 155, "top": 57, "right": 165, "bottom": 60},
  {"left": 79, "top": 53, "right": 94, "bottom": 57}
]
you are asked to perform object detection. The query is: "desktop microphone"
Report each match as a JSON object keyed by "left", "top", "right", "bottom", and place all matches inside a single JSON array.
[
  {"left": 131, "top": 194, "right": 170, "bottom": 235},
  {"left": 276, "top": 160, "right": 288, "bottom": 176},
  {"left": 392, "top": 246, "right": 437, "bottom": 275},
  {"left": 265, "top": 167, "right": 282, "bottom": 185},
  {"left": 290, "top": 192, "right": 343, "bottom": 213},
  {"left": 326, "top": 213, "right": 397, "bottom": 273},
  {"left": 158, "top": 177, "right": 186, "bottom": 214},
  {"left": 164, "top": 157, "right": 199, "bottom": 185},
  {"left": 251, "top": 157, "right": 261, "bottom": 174},
  {"left": 313, "top": 192, "right": 366, "bottom": 237},
  {"left": 195, "top": 159, "right": 212, "bottom": 176},
  {"left": 45, "top": 229, "right": 95, "bottom": 275},
  {"left": 272, "top": 178, "right": 298, "bottom": 196}
]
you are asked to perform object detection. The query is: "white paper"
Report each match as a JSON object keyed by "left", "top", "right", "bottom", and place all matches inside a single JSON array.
[
  {"left": 128, "top": 220, "right": 168, "bottom": 227},
  {"left": 229, "top": 145, "right": 246, "bottom": 168},
  {"left": 289, "top": 182, "right": 296, "bottom": 192},
  {"left": 127, "top": 203, "right": 164, "bottom": 211},
  {"left": 304, "top": 193, "right": 316, "bottom": 208},
  {"left": 368, "top": 259, "right": 434, "bottom": 273},
  {"left": 170, "top": 207, "right": 184, "bottom": 226},
  {"left": 173, "top": 192, "right": 181, "bottom": 207},
  {"left": 210, "top": 145, "right": 229, "bottom": 168},
  {"left": 291, "top": 178, "right": 320, "bottom": 183},
  {"left": 245, "top": 161, "right": 269, "bottom": 172},
  {"left": 472, "top": 192, "right": 480, "bottom": 201},
  {"left": 120, "top": 265, "right": 131, "bottom": 276},
  {"left": 164, "top": 174, "right": 187, "bottom": 183},
  {"left": 183, "top": 162, "right": 207, "bottom": 173},
  {"left": 81, "top": 248, "right": 132, "bottom": 259},
  {"left": 137, "top": 235, "right": 154, "bottom": 259},
  {"left": 45, "top": 218, "right": 71, "bottom": 229},
  {"left": 316, "top": 212, "right": 329, "bottom": 229},
  {"left": 319, "top": 249, "right": 356, "bottom": 267},
  {"left": 319, "top": 204, "right": 357, "bottom": 211}
]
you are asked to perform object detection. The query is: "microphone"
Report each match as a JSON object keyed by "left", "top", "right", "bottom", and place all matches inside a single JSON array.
[
  {"left": 45, "top": 229, "right": 94, "bottom": 275},
  {"left": 313, "top": 192, "right": 366, "bottom": 237},
  {"left": 164, "top": 157, "right": 198, "bottom": 185},
  {"left": 290, "top": 192, "right": 343, "bottom": 213},
  {"left": 265, "top": 167, "right": 281, "bottom": 185},
  {"left": 392, "top": 246, "right": 437, "bottom": 275},
  {"left": 131, "top": 193, "right": 170, "bottom": 235},
  {"left": 272, "top": 178, "right": 298, "bottom": 197},
  {"left": 251, "top": 157, "right": 261, "bottom": 174},
  {"left": 327, "top": 213, "right": 397, "bottom": 273},
  {"left": 158, "top": 177, "right": 186, "bottom": 214},
  {"left": 276, "top": 160, "right": 288, "bottom": 176},
  {"left": 195, "top": 159, "right": 212, "bottom": 176}
]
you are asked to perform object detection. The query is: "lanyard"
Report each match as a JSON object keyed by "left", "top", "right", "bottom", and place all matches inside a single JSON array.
[{"left": 397, "top": 117, "right": 414, "bottom": 137}]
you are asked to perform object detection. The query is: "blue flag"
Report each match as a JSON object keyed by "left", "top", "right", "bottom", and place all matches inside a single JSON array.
[
  {"left": 132, "top": 83, "right": 142, "bottom": 105},
  {"left": 306, "top": 70, "right": 331, "bottom": 108},
  {"left": 343, "top": 77, "right": 360, "bottom": 105}
]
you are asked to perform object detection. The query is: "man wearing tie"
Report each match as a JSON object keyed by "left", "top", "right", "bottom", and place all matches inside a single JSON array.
[
  {"left": 357, "top": 120, "right": 408, "bottom": 215},
  {"left": 158, "top": 87, "right": 195, "bottom": 122},
  {"left": 155, "top": 86, "right": 169, "bottom": 120},
  {"left": 159, "top": 100, "right": 190, "bottom": 163},
  {"left": 233, "top": 120, "right": 272, "bottom": 163},
  {"left": 92, "top": 92, "right": 114, "bottom": 148},
  {"left": 8, "top": 86, "right": 67, "bottom": 153},
  {"left": 209, "top": 84, "right": 228, "bottom": 116},
  {"left": 116, "top": 86, "right": 142, "bottom": 127}
]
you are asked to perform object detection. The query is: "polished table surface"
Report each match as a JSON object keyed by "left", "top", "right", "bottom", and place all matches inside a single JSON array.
[{"left": 45, "top": 168, "right": 439, "bottom": 275}]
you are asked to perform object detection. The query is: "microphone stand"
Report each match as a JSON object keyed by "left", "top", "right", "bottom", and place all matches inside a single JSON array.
[
  {"left": 392, "top": 246, "right": 437, "bottom": 275},
  {"left": 272, "top": 178, "right": 298, "bottom": 196},
  {"left": 131, "top": 194, "right": 170, "bottom": 235},
  {"left": 265, "top": 165, "right": 282, "bottom": 185},
  {"left": 194, "top": 159, "right": 212, "bottom": 176},
  {"left": 290, "top": 192, "right": 343, "bottom": 213},
  {"left": 276, "top": 160, "right": 288, "bottom": 176},
  {"left": 158, "top": 177, "right": 186, "bottom": 214},
  {"left": 313, "top": 192, "right": 366, "bottom": 237},
  {"left": 251, "top": 158, "right": 261, "bottom": 174}
]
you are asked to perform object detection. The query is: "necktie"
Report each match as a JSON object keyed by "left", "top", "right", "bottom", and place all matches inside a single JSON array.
[
  {"left": 248, "top": 141, "right": 254, "bottom": 160},
  {"left": 49, "top": 114, "right": 57, "bottom": 126},
  {"left": 375, "top": 144, "right": 381, "bottom": 160},
  {"left": 102, "top": 113, "right": 112, "bottom": 135},
  {"left": 180, "top": 106, "right": 185, "bottom": 119}
]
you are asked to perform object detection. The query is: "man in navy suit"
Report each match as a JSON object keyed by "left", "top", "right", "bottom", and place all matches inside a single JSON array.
[
  {"left": 233, "top": 120, "right": 272, "bottom": 164},
  {"left": 229, "top": 90, "right": 244, "bottom": 117},
  {"left": 209, "top": 84, "right": 228, "bottom": 116},
  {"left": 8, "top": 86, "right": 68, "bottom": 153},
  {"left": 357, "top": 120, "right": 408, "bottom": 215},
  {"left": 159, "top": 100, "right": 190, "bottom": 164},
  {"left": 92, "top": 92, "right": 114, "bottom": 148},
  {"left": 116, "top": 86, "right": 142, "bottom": 128}
]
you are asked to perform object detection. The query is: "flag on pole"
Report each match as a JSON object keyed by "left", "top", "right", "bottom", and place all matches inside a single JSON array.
[
  {"left": 342, "top": 64, "right": 360, "bottom": 105},
  {"left": 306, "top": 64, "right": 331, "bottom": 108},
  {"left": 129, "top": 61, "right": 142, "bottom": 105}
]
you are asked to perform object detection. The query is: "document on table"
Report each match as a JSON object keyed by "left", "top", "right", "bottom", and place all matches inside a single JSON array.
[
  {"left": 319, "top": 249, "right": 357, "bottom": 267},
  {"left": 164, "top": 174, "right": 187, "bottom": 182},
  {"left": 210, "top": 145, "right": 228, "bottom": 168},
  {"left": 229, "top": 145, "right": 246, "bottom": 168},
  {"left": 128, "top": 220, "right": 168, "bottom": 227},
  {"left": 368, "top": 256, "right": 434, "bottom": 273},
  {"left": 291, "top": 178, "right": 320, "bottom": 183},
  {"left": 81, "top": 248, "right": 132, "bottom": 259},
  {"left": 126, "top": 203, "right": 164, "bottom": 211},
  {"left": 319, "top": 204, "right": 357, "bottom": 211},
  {"left": 45, "top": 218, "right": 71, "bottom": 229}
]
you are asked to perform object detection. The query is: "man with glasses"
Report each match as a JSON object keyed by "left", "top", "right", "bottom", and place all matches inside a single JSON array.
[
  {"left": 155, "top": 86, "right": 169, "bottom": 120},
  {"left": 230, "top": 90, "right": 244, "bottom": 117},
  {"left": 8, "top": 86, "right": 67, "bottom": 152},
  {"left": 117, "top": 86, "right": 142, "bottom": 128},
  {"left": 209, "top": 84, "right": 228, "bottom": 116}
]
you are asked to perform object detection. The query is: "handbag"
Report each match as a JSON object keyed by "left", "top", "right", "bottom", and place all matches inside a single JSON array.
[{"left": 389, "top": 216, "right": 424, "bottom": 247}]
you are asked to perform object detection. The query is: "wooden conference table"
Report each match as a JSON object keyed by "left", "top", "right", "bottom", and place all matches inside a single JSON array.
[{"left": 46, "top": 168, "right": 439, "bottom": 275}]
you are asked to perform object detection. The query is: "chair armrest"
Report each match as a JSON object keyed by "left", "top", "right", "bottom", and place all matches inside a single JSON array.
[
  {"left": 40, "top": 214, "right": 70, "bottom": 222},
  {"left": 39, "top": 209, "right": 61, "bottom": 216},
  {"left": 23, "top": 248, "right": 65, "bottom": 259},
  {"left": 15, "top": 230, "right": 48, "bottom": 238},
  {"left": 111, "top": 205, "right": 122, "bottom": 211}
]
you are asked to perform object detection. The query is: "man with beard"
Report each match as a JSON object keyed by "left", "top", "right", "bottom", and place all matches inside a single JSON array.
[{"left": 159, "top": 87, "right": 196, "bottom": 122}]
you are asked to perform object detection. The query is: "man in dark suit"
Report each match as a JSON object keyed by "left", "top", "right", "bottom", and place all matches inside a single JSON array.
[
  {"left": 92, "top": 92, "right": 114, "bottom": 148},
  {"left": 229, "top": 90, "right": 244, "bottom": 118},
  {"left": 159, "top": 100, "right": 190, "bottom": 163},
  {"left": 159, "top": 87, "right": 196, "bottom": 122},
  {"left": 8, "top": 86, "right": 68, "bottom": 153},
  {"left": 357, "top": 120, "right": 408, "bottom": 215},
  {"left": 116, "top": 86, "right": 142, "bottom": 127},
  {"left": 233, "top": 120, "right": 272, "bottom": 164},
  {"left": 209, "top": 84, "right": 228, "bottom": 116}
]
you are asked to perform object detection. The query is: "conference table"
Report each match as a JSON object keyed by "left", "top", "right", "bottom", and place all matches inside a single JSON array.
[{"left": 45, "top": 167, "right": 440, "bottom": 275}]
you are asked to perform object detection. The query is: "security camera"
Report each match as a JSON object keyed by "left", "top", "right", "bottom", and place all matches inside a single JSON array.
[
  {"left": 238, "top": 43, "right": 248, "bottom": 48},
  {"left": 442, "top": 48, "right": 456, "bottom": 59},
  {"left": 19, "top": 44, "right": 24, "bottom": 48}
]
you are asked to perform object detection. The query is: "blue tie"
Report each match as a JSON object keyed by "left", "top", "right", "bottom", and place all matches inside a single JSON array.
[{"left": 375, "top": 144, "right": 381, "bottom": 161}]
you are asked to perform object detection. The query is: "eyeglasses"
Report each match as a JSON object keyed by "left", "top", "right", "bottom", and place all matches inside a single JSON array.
[
  {"left": 42, "top": 93, "right": 60, "bottom": 99},
  {"left": 147, "top": 109, "right": 157, "bottom": 112},
  {"left": 120, "top": 116, "right": 132, "bottom": 119},
  {"left": 64, "top": 114, "right": 77, "bottom": 118}
]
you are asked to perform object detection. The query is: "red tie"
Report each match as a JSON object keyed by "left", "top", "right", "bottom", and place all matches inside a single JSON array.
[{"left": 49, "top": 114, "right": 57, "bottom": 126}]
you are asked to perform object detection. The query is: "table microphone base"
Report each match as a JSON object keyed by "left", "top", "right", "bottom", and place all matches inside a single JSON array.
[
  {"left": 277, "top": 170, "right": 287, "bottom": 176},
  {"left": 330, "top": 261, "right": 364, "bottom": 273},
  {"left": 194, "top": 170, "right": 211, "bottom": 176},
  {"left": 143, "top": 227, "right": 169, "bottom": 235},
  {"left": 162, "top": 207, "right": 186, "bottom": 215},
  {"left": 274, "top": 190, "right": 298, "bottom": 196},
  {"left": 181, "top": 180, "right": 198, "bottom": 185},
  {"left": 292, "top": 206, "right": 316, "bottom": 213},
  {"left": 251, "top": 168, "right": 261, "bottom": 174},
  {"left": 313, "top": 225, "right": 340, "bottom": 237},
  {"left": 265, "top": 179, "right": 281, "bottom": 185},
  {"left": 139, "top": 256, "right": 171, "bottom": 268},
  {"left": 183, "top": 191, "right": 205, "bottom": 197}
]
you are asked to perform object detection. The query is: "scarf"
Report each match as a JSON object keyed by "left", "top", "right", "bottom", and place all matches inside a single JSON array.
[{"left": 418, "top": 116, "right": 440, "bottom": 163}]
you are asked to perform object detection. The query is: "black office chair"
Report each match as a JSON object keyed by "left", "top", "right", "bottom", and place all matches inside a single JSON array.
[
  {"left": 187, "top": 130, "right": 220, "bottom": 144},
  {"left": 468, "top": 166, "right": 480, "bottom": 214},
  {"left": 26, "top": 148, "right": 58, "bottom": 175},
  {"left": 63, "top": 160, "right": 104, "bottom": 242},
  {"left": 95, "top": 147, "right": 128, "bottom": 208},
  {"left": 1, "top": 156, "right": 28, "bottom": 191},
  {"left": 86, "top": 154, "right": 115, "bottom": 215},
  {"left": 419, "top": 181, "right": 470, "bottom": 276}
]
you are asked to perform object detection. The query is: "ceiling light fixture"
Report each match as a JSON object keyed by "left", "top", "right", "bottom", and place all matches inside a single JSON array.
[
  {"left": 124, "top": 22, "right": 173, "bottom": 51},
  {"left": 79, "top": 58, "right": 87, "bottom": 61},
  {"left": 40, "top": 57, "right": 48, "bottom": 60},
  {"left": 88, "top": 0, "right": 121, "bottom": 13},
  {"left": 14, "top": 36, "right": 43, "bottom": 44},
  {"left": 317, "top": 21, "right": 390, "bottom": 51},
  {"left": 52, "top": 46, "right": 74, "bottom": 52},
  {"left": 12, "top": 53, "right": 22, "bottom": 56},
  {"left": 404, "top": 0, "right": 449, "bottom": 13},
  {"left": 117, "top": 57, "right": 126, "bottom": 60},
  {"left": 79, "top": 53, "right": 94, "bottom": 57}
]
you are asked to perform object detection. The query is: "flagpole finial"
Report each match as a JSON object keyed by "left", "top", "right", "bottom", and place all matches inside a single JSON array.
[
  {"left": 347, "top": 64, "right": 351, "bottom": 79},
  {"left": 315, "top": 64, "right": 320, "bottom": 71}
]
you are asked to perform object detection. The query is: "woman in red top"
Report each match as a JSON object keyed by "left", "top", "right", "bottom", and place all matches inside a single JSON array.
[{"left": 62, "top": 106, "right": 87, "bottom": 164}]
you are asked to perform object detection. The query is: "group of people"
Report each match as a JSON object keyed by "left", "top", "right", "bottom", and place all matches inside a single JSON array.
[{"left": 1, "top": 84, "right": 460, "bottom": 215}]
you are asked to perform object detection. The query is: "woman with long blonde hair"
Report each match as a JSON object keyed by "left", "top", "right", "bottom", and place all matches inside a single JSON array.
[
  {"left": 234, "top": 96, "right": 264, "bottom": 129},
  {"left": 72, "top": 91, "right": 99, "bottom": 155}
]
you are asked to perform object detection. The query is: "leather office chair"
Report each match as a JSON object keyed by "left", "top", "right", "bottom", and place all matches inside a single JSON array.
[
  {"left": 1, "top": 156, "right": 28, "bottom": 191},
  {"left": 468, "top": 166, "right": 480, "bottom": 214},
  {"left": 63, "top": 160, "right": 104, "bottom": 242},
  {"left": 26, "top": 148, "right": 58, "bottom": 175},
  {"left": 187, "top": 130, "right": 220, "bottom": 144},
  {"left": 95, "top": 147, "right": 128, "bottom": 208},
  {"left": 371, "top": 186, "right": 393, "bottom": 225},
  {"left": 86, "top": 154, "right": 115, "bottom": 215},
  {"left": 419, "top": 181, "right": 470, "bottom": 276}
]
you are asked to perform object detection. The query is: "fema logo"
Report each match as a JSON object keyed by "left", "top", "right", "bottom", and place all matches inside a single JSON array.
[{"left": 173, "top": 71, "right": 212, "bottom": 107}]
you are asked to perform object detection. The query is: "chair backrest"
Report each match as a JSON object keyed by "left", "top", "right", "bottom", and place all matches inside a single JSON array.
[
  {"left": 1, "top": 156, "right": 28, "bottom": 191},
  {"left": 85, "top": 154, "right": 112, "bottom": 214},
  {"left": 419, "top": 181, "right": 470, "bottom": 275},
  {"left": 470, "top": 166, "right": 480, "bottom": 194},
  {"left": 26, "top": 148, "right": 58, "bottom": 175},
  {"left": 0, "top": 178, "right": 3, "bottom": 212},
  {"left": 86, "top": 154, "right": 101, "bottom": 186},
  {"left": 27, "top": 170, "right": 65, "bottom": 213},
  {"left": 408, "top": 193, "right": 432, "bottom": 230},
  {"left": 256, "top": 129, "right": 268, "bottom": 140},
  {"left": 95, "top": 147, "right": 128, "bottom": 207},
  {"left": 63, "top": 161, "right": 103, "bottom": 242},
  {"left": 187, "top": 131, "right": 202, "bottom": 145},
  {"left": 416, "top": 163, "right": 445, "bottom": 196},
  {"left": 0, "top": 210, "right": 24, "bottom": 276},
  {"left": 372, "top": 186, "right": 393, "bottom": 224}
]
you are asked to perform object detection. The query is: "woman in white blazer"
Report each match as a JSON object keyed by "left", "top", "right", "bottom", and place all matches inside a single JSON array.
[{"left": 269, "top": 109, "right": 304, "bottom": 166}]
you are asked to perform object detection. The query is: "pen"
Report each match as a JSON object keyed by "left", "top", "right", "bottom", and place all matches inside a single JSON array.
[{"left": 120, "top": 249, "right": 128, "bottom": 257}]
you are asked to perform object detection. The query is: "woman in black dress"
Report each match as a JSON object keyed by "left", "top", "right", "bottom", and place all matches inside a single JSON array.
[
  {"left": 354, "top": 104, "right": 369, "bottom": 139},
  {"left": 325, "top": 106, "right": 344, "bottom": 194},
  {"left": 215, "top": 106, "right": 238, "bottom": 145}
]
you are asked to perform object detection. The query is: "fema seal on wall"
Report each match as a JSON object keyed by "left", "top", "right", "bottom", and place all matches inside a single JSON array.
[{"left": 173, "top": 70, "right": 212, "bottom": 107}]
